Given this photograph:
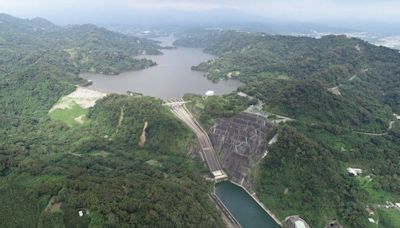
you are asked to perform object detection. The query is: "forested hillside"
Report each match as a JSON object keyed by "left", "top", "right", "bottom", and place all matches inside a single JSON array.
[
  {"left": 0, "top": 15, "right": 224, "bottom": 227},
  {"left": 176, "top": 30, "right": 400, "bottom": 227},
  {"left": 0, "top": 13, "right": 159, "bottom": 76},
  {"left": 175, "top": 30, "right": 400, "bottom": 113}
]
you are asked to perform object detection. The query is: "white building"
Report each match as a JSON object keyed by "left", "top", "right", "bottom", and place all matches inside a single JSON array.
[
  {"left": 347, "top": 168, "right": 363, "bottom": 176},
  {"left": 205, "top": 90, "right": 215, "bottom": 96}
]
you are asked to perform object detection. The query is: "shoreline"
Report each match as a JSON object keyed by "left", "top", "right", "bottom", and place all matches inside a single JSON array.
[{"left": 210, "top": 193, "right": 242, "bottom": 228}]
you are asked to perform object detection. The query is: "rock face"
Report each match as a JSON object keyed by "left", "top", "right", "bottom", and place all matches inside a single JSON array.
[{"left": 208, "top": 112, "right": 274, "bottom": 191}]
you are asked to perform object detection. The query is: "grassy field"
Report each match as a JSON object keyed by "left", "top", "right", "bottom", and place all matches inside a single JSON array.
[
  {"left": 49, "top": 103, "right": 88, "bottom": 127},
  {"left": 358, "top": 176, "right": 400, "bottom": 204},
  {"left": 377, "top": 208, "right": 400, "bottom": 228}
]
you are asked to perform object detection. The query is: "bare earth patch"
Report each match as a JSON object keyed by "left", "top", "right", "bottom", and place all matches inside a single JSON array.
[
  {"left": 44, "top": 197, "right": 62, "bottom": 214},
  {"left": 328, "top": 86, "right": 341, "bottom": 96},
  {"left": 50, "top": 87, "right": 107, "bottom": 112},
  {"left": 139, "top": 121, "right": 148, "bottom": 147},
  {"left": 74, "top": 114, "right": 85, "bottom": 124}
]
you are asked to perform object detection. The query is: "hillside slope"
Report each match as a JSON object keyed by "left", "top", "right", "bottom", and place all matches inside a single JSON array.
[
  {"left": 176, "top": 30, "right": 400, "bottom": 113},
  {"left": 177, "top": 30, "right": 400, "bottom": 227},
  {"left": 0, "top": 13, "right": 159, "bottom": 76},
  {"left": 0, "top": 15, "right": 223, "bottom": 227}
]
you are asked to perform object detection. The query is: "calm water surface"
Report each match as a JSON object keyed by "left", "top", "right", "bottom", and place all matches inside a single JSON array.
[
  {"left": 216, "top": 181, "right": 280, "bottom": 228},
  {"left": 81, "top": 36, "right": 243, "bottom": 99}
]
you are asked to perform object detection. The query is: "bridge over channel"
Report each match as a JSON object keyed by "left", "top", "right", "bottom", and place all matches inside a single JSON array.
[{"left": 164, "top": 98, "right": 228, "bottom": 182}]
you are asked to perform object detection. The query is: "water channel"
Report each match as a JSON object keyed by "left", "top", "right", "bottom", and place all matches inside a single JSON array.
[{"left": 216, "top": 181, "right": 280, "bottom": 228}]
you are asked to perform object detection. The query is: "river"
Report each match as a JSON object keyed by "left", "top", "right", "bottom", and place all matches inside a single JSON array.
[{"left": 80, "top": 36, "right": 243, "bottom": 99}]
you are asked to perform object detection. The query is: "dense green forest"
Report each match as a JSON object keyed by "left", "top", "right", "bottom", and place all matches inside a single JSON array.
[
  {"left": 183, "top": 93, "right": 251, "bottom": 129},
  {"left": 176, "top": 30, "right": 400, "bottom": 227},
  {"left": 175, "top": 30, "right": 400, "bottom": 113},
  {"left": 0, "top": 15, "right": 224, "bottom": 227},
  {"left": 0, "top": 13, "right": 159, "bottom": 76}
]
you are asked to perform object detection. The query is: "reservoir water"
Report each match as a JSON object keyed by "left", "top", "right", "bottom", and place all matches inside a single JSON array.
[
  {"left": 216, "top": 181, "right": 280, "bottom": 228},
  {"left": 81, "top": 36, "right": 243, "bottom": 99}
]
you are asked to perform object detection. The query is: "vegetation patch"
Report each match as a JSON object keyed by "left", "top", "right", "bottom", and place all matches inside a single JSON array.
[
  {"left": 49, "top": 103, "right": 88, "bottom": 127},
  {"left": 146, "top": 159, "right": 162, "bottom": 167},
  {"left": 358, "top": 176, "right": 400, "bottom": 204},
  {"left": 183, "top": 93, "right": 250, "bottom": 128},
  {"left": 48, "top": 87, "right": 107, "bottom": 127},
  {"left": 90, "top": 151, "right": 110, "bottom": 158},
  {"left": 378, "top": 208, "right": 400, "bottom": 228}
]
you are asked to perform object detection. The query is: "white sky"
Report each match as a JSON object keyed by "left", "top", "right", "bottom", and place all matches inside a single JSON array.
[{"left": 1, "top": 0, "right": 399, "bottom": 24}]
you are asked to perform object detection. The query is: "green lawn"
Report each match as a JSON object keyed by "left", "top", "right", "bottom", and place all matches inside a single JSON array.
[{"left": 49, "top": 103, "right": 88, "bottom": 127}]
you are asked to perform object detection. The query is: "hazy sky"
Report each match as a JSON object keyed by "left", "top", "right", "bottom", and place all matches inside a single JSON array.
[{"left": 1, "top": 0, "right": 400, "bottom": 25}]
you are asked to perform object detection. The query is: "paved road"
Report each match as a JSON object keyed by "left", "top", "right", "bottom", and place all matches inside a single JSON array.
[{"left": 355, "top": 120, "right": 395, "bottom": 136}]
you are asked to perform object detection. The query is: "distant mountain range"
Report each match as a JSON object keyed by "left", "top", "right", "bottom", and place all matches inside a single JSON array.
[{"left": 0, "top": 13, "right": 160, "bottom": 76}]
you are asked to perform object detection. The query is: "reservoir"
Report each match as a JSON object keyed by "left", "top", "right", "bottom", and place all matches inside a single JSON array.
[
  {"left": 82, "top": 36, "right": 277, "bottom": 227},
  {"left": 216, "top": 181, "right": 280, "bottom": 228},
  {"left": 81, "top": 36, "right": 243, "bottom": 99}
]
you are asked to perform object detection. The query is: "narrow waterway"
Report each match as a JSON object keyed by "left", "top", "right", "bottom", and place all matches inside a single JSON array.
[{"left": 216, "top": 181, "right": 280, "bottom": 228}]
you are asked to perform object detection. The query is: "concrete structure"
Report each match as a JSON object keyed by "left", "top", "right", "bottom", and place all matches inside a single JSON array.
[
  {"left": 237, "top": 92, "right": 248, "bottom": 97},
  {"left": 231, "top": 181, "right": 282, "bottom": 226},
  {"left": 208, "top": 112, "right": 274, "bottom": 190},
  {"left": 165, "top": 98, "right": 228, "bottom": 182},
  {"left": 210, "top": 193, "right": 241, "bottom": 228},
  {"left": 368, "top": 218, "right": 375, "bottom": 223},
  {"left": 163, "top": 98, "right": 188, "bottom": 107},
  {"left": 284, "top": 216, "right": 311, "bottom": 228},
  {"left": 205, "top": 90, "right": 215, "bottom": 96},
  {"left": 347, "top": 167, "right": 362, "bottom": 176}
]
